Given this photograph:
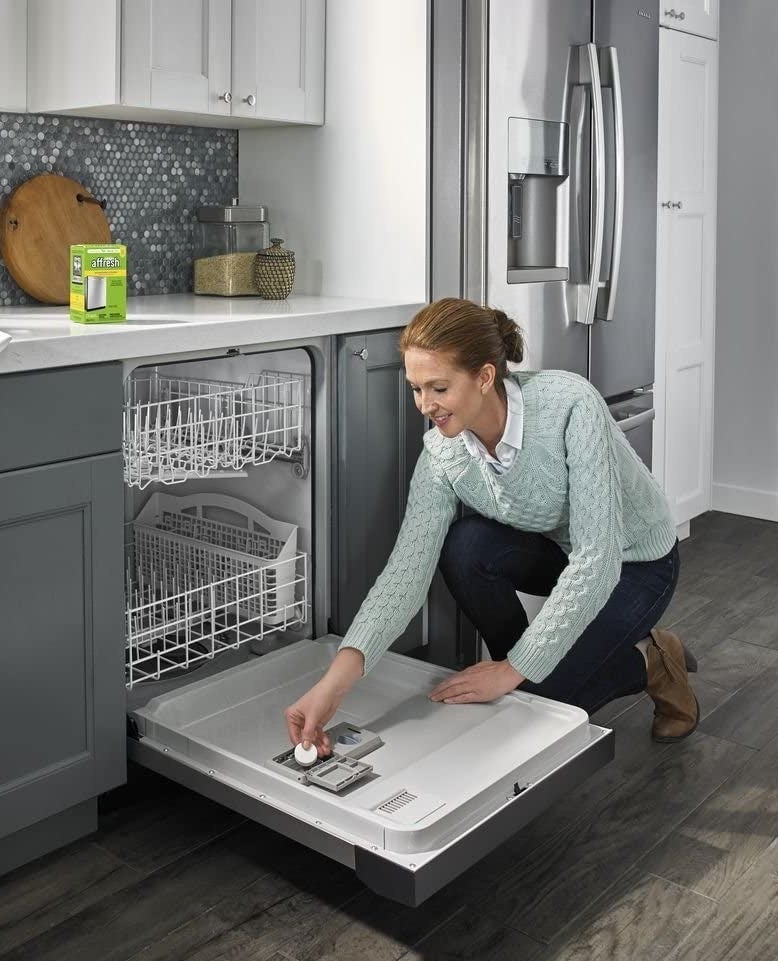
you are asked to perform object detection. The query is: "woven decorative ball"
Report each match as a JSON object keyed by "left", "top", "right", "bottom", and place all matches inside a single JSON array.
[{"left": 253, "top": 237, "right": 295, "bottom": 299}]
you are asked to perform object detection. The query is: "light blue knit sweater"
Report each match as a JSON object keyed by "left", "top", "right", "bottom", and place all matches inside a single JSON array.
[{"left": 340, "top": 370, "right": 677, "bottom": 682}]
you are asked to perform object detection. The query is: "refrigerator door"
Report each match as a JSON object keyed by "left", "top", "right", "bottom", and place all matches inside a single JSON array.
[
  {"left": 589, "top": 0, "right": 659, "bottom": 399},
  {"left": 485, "top": 0, "right": 592, "bottom": 375},
  {"left": 129, "top": 637, "right": 613, "bottom": 906}
]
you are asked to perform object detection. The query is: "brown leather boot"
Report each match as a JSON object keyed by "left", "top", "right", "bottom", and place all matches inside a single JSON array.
[{"left": 646, "top": 628, "right": 699, "bottom": 742}]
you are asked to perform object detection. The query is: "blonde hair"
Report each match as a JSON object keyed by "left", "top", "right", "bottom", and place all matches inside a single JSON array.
[{"left": 399, "top": 298, "right": 524, "bottom": 382}]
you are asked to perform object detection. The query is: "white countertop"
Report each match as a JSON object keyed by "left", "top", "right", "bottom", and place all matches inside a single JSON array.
[{"left": 0, "top": 294, "right": 424, "bottom": 373}]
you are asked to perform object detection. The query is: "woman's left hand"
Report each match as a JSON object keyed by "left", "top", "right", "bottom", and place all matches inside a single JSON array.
[{"left": 428, "top": 660, "right": 525, "bottom": 704}]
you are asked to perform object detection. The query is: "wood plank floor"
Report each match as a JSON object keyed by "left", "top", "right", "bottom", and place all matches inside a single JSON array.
[{"left": 3, "top": 510, "right": 778, "bottom": 961}]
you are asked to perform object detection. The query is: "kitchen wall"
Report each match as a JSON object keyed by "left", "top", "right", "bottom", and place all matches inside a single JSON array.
[
  {"left": 0, "top": 113, "right": 237, "bottom": 305},
  {"left": 712, "top": 1, "right": 778, "bottom": 520},
  {"left": 238, "top": 0, "right": 428, "bottom": 303}
]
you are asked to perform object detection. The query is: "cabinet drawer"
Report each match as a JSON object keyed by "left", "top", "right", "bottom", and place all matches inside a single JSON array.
[{"left": 0, "top": 363, "right": 122, "bottom": 473}]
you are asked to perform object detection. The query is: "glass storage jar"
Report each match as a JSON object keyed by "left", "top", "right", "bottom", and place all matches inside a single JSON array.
[{"left": 193, "top": 200, "right": 270, "bottom": 296}]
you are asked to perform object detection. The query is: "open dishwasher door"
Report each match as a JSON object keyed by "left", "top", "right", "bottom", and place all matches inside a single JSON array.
[{"left": 129, "top": 637, "right": 613, "bottom": 906}]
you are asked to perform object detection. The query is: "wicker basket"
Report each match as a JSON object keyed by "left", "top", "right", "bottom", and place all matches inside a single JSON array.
[{"left": 254, "top": 237, "right": 295, "bottom": 299}]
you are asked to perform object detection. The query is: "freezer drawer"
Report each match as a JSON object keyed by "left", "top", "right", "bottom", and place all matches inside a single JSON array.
[
  {"left": 128, "top": 637, "right": 613, "bottom": 905},
  {"left": 610, "top": 391, "right": 654, "bottom": 469}
]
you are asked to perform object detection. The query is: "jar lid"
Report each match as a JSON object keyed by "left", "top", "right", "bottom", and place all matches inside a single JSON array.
[
  {"left": 257, "top": 237, "right": 295, "bottom": 259},
  {"left": 197, "top": 201, "right": 269, "bottom": 223}
]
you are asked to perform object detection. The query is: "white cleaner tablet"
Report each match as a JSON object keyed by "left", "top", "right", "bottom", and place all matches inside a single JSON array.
[{"left": 294, "top": 742, "right": 318, "bottom": 767}]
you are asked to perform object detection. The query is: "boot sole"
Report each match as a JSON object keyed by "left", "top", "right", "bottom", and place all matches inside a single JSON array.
[{"left": 652, "top": 695, "right": 700, "bottom": 744}]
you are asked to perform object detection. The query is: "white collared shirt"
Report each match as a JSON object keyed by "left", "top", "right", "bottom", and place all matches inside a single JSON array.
[{"left": 462, "top": 376, "right": 524, "bottom": 474}]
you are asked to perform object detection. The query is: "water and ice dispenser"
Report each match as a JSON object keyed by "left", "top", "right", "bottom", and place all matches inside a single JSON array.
[{"left": 507, "top": 118, "right": 569, "bottom": 284}]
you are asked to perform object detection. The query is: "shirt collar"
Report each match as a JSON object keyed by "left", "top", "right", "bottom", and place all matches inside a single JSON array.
[{"left": 461, "top": 375, "right": 524, "bottom": 462}]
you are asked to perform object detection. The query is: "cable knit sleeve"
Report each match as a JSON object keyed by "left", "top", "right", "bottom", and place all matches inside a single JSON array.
[
  {"left": 506, "top": 389, "right": 624, "bottom": 682},
  {"left": 338, "top": 448, "right": 458, "bottom": 675}
]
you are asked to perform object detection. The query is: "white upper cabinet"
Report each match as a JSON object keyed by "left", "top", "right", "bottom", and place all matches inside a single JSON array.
[
  {"left": 0, "top": 0, "right": 27, "bottom": 111},
  {"left": 122, "top": 0, "right": 232, "bottom": 116},
  {"left": 660, "top": 0, "right": 718, "bottom": 40},
  {"left": 232, "top": 0, "right": 325, "bottom": 123},
  {"left": 27, "top": 0, "right": 325, "bottom": 127}
]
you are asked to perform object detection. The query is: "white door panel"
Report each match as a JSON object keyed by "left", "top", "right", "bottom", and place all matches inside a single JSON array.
[{"left": 655, "top": 30, "right": 718, "bottom": 524}]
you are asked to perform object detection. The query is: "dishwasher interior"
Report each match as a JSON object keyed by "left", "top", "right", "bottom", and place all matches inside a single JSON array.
[
  {"left": 120, "top": 339, "right": 614, "bottom": 906},
  {"left": 123, "top": 345, "right": 316, "bottom": 691}
]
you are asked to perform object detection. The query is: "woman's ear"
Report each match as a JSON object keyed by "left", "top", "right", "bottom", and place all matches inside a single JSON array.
[{"left": 478, "top": 363, "right": 497, "bottom": 394}]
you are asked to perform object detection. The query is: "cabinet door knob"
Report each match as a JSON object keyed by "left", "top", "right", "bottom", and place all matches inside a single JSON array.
[
  {"left": 671, "top": 201, "right": 683, "bottom": 209},
  {"left": 353, "top": 347, "right": 369, "bottom": 361},
  {"left": 661, "top": 201, "right": 673, "bottom": 208},
  {"left": 243, "top": 94, "right": 256, "bottom": 106},
  {"left": 678, "top": 10, "right": 686, "bottom": 18},
  {"left": 219, "top": 91, "right": 233, "bottom": 104}
]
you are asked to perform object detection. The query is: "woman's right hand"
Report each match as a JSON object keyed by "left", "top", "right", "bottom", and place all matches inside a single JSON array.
[
  {"left": 283, "top": 647, "right": 366, "bottom": 757},
  {"left": 283, "top": 680, "right": 342, "bottom": 757}
]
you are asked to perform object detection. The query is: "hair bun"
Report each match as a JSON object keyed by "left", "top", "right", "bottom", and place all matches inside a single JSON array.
[{"left": 489, "top": 308, "right": 524, "bottom": 365}]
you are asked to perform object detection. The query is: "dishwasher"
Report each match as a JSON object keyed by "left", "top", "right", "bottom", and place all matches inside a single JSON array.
[{"left": 121, "top": 334, "right": 614, "bottom": 906}]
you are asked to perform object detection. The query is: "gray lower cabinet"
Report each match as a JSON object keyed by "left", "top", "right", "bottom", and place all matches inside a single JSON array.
[
  {"left": 333, "top": 329, "right": 477, "bottom": 668},
  {"left": 0, "top": 364, "right": 125, "bottom": 875},
  {"left": 333, "top": 330, "right": 425, "bottom": 653}
]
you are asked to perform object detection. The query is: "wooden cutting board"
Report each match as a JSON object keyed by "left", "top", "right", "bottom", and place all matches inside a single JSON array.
[{"left": 0, "top": 173, "right": 112, "bottom": 305}]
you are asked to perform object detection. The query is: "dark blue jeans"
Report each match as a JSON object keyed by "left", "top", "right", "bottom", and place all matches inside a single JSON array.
[{"left": 438, "top": 515, "right": 680, "bottom": 715}]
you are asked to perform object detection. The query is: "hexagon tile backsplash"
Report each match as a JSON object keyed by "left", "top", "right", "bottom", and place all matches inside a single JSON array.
[{"left": 0, "top": 113, "right": 238, "bottom": 305}]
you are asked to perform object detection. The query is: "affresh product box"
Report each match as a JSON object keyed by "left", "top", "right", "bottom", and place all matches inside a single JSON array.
[{"left": 70, "top": 244, "right": 127, "bottom": 323}]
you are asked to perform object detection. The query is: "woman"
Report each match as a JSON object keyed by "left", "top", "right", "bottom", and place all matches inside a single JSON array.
[{"left": 285, "top": 298, "right": 698, "bottom": 757}]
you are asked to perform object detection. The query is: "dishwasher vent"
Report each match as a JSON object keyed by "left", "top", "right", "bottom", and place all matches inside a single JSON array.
[
  {"left": 374, "top": 790, "right": 446, "bottom": 825},
  {"left": 378, "top": 791, "right": 419, "bottom": 815}
]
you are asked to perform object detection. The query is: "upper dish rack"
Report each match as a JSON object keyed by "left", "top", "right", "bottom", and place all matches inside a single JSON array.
[{"left": 123, "top": 368, "right": 306, "bottom": 489}]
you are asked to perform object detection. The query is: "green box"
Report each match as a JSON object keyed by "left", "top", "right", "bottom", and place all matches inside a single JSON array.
[{"left": 70, "top": 244, "right": 127, "bottom": 323}]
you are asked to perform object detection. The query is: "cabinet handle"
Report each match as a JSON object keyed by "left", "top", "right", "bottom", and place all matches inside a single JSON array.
[
  {"left": 661, "top": 201, "right": 683, "bottom": 209},
  {"left": 243, "top": 94, "right": 256, "bottom": 107},
  {"left": 353, "top": 347, "right": 369, "bottom": 361},
  {"left": 664, "top": 8, "right": 686, "bottom": 18},
  {"left": 671, "top": 201, "right": 683, "bottom": 209},
  {"left": 661, "top": 200, "right": 673, "bottom": 208},
  {"left": 219, "top": 91, "right": 233, "bottom": 104}
]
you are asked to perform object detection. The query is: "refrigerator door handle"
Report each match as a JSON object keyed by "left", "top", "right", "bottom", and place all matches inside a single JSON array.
[
  {"left": 576, "top": 43, "right": 605, "bottom": 327},
  {"left": 598, "top": 45, "right": 625, "bottom": 322},
  {"left": 569, "top": 84, "right": 589, "bottom": 285},
  {"left": 614, "top": 408, "right": 655, "bottom": 433}
]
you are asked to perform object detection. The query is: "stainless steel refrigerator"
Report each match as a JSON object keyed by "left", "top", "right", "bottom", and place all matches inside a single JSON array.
[
  {"left": 431, "top": 0, "right": 659, "bottom": 465},
  {"left": 427, "top": 0, "right": 659, "bottom": 668}
]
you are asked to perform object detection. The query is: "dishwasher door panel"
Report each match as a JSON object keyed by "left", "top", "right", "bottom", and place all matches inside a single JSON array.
[{"left": 129, "top": 636, "right": 613, "bottom": 906}]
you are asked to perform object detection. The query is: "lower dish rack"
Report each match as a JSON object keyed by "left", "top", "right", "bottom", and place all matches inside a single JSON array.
[{"left": 125, "top": 492, "right": 308, "bottom": 687}]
